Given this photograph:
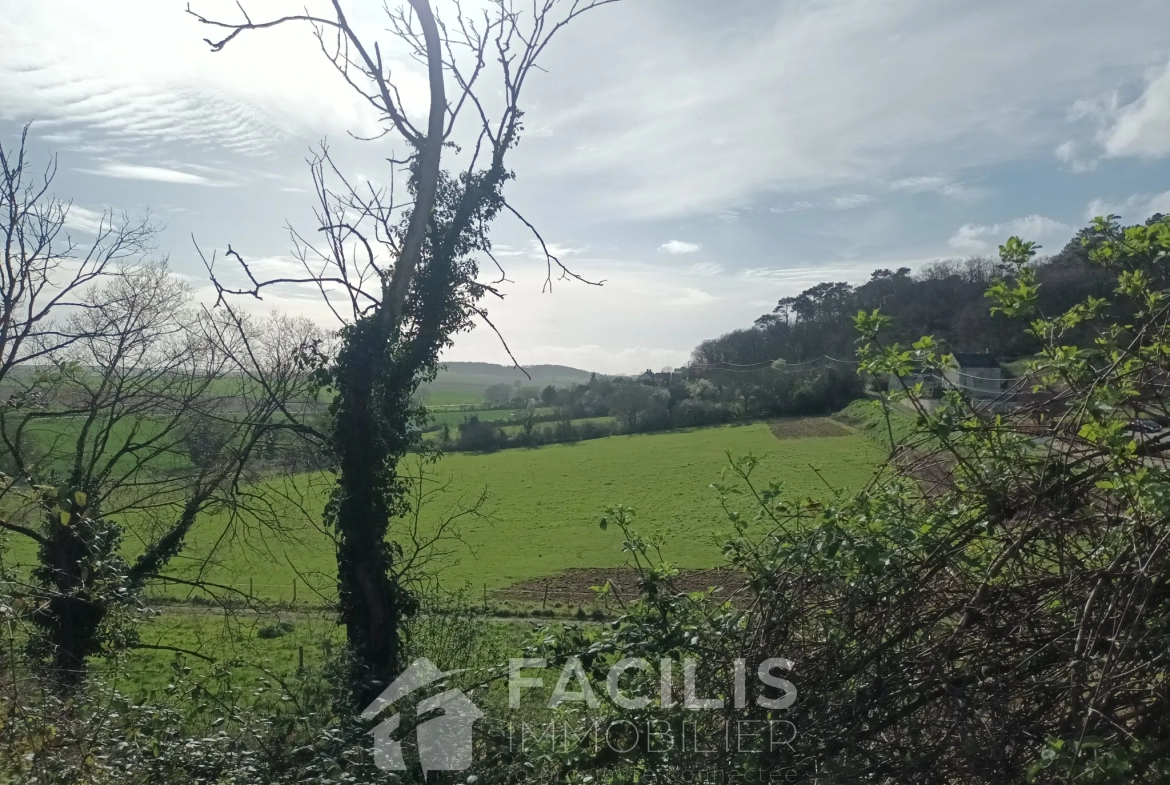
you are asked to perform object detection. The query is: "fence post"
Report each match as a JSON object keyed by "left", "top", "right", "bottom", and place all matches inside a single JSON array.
[
  {"left": 292, "top": 579, "right": 297, "bottom": 604},
  {"left": 483, "top": 583, "right": 488, "bottom": 611},
  {"left": 249, "top": 577, "right": 253, "bottom": 598},
  {"left": 298, "top": 645, "right": 305, "bottom": 673},
  {"left": 542, "top": 583, "right": 549, "bottom": 611}
]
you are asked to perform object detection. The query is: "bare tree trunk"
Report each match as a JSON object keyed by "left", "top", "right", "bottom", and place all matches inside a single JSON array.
[{"left": 379, "top": 0, "right": 445, "bottom": 331}]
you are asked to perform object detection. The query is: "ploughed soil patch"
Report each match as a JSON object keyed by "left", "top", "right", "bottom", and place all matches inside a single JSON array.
[
  {"left": 495, "top": 568, "right": 747, "bottom": 607},
  {"left": 769, "top": 417, "right": 852, "bottom": 440}
]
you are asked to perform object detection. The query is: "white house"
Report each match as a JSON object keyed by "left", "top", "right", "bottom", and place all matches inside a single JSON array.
[{"left": 945, "top": 354, "right": 1003, "bottom": 400}]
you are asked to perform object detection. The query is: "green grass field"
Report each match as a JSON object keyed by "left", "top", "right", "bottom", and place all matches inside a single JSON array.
[
  {"left": 3, "top": 420, "right": 883, "bottom": 601},
  {"left": 17, "top": 414, "right": 191, "bottom": 476},
  {"left": 2, "top": 418, "right": 885, "bottom": 696},
  {"left": 166, "top": 422, "right": 883, "bottom": 597},
  {"left": 417, "top": 388, "right": 486, "bottom": 406}
]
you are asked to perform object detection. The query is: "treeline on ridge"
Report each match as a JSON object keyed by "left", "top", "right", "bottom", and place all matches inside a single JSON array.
[{"left": 690, "top": 216, "right": 1168, "bottom": 369}]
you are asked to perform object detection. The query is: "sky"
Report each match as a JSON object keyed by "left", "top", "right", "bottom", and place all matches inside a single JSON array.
[{"left": 4, "top": 0, "right": 1170, "bottom": 374}]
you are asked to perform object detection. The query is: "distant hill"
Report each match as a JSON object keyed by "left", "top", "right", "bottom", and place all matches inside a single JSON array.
[
  {"left": 420, "top": 361, "right": 595, "bottom": 405},
  {"left": 435, "top": 362, "right": 594, "bottom": 381}
]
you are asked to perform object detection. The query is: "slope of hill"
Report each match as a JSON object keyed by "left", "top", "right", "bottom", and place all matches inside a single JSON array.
[{"left": 420, "top": 361, "right": 595, "bottom": 404}]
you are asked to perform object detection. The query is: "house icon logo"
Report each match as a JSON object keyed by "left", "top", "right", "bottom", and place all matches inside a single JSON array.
[{"left": 362, "top": 658, "right": 484, "bottom": 774}]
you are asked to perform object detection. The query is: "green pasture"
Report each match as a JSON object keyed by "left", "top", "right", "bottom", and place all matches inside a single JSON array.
[
  {"left": 15, "top": 414, "right": 190, "bottom": 476},
  {"left": 2, "top": 421, "right": 883, "bottom": 602},
  {"left": 416, "top": 388, "right": 485, "bottom": 406}
]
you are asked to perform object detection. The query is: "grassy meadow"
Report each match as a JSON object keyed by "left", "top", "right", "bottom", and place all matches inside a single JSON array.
[
  {"left": 3, "top": 419, "right": 883, "bottom": 601},
  {"left": 74, "top": 417, "right": 883, "bottom": 697}
]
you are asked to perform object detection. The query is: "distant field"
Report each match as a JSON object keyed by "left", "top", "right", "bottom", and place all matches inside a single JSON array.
[
  {"left": 418, "top": 361, "right": 594, "bottom": 406},
  {"left": 424, "top": 406, "right": 555, "bottom": 427},
  {"left": 419, "top": 388, "right": 487, "bottom": 406},
  {"left": 18, "top": 414, "right": 190, "bottom": 475},
  {"left": 3, "top": 421, "right": 881, "bottom": 603}
]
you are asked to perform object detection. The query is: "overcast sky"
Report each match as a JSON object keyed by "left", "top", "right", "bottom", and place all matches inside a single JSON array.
[{"left": 4, "top": 0, "right": 1170, "bottom": 373}]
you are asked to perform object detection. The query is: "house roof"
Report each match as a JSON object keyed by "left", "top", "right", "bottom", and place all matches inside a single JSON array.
[{"left": 952, "top": 353, "right": 999, "bottom": 369}]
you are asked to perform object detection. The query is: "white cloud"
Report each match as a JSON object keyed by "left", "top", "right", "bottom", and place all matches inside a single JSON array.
[
  {"left": 830, "top": 194, "right": 873, "bottom": 210},
  {"left": 1054, "top": 140, "right": 1097, "bottom": 172},
  {"left": 1098, "top": 59, "right": 1170, "bottom": 158},
  {"left": 77, "top": 162, "right": 226, "bottom": 185},
  {"left": 1085, "top": 191, "right": 1170, "bottom": 221},
  {"left": 949, "top": 214, "right": 1072, "bottom": 253},
  {"left": 543, "top": 242, "right": 585, "bottom": 257},
  {"left": 63, "top": 204, "right": 109, "bottom": 234},
  {"left": 1084, "top": 198, "right": 1116, "bottom": 220},
  {"left": 659, "top": 240, "right": 701, "bottom": 254}
]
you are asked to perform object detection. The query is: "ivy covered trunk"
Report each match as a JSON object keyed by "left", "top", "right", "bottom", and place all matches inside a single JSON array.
[
  {"left": 330, "top": 317, "right": 418, "bottom": 706},
  {"left": 30, "top": 496, "right": 127, "bottom": 690}
]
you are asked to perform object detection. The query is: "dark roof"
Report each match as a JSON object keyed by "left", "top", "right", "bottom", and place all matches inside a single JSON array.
[{"left": 952, "top": 353, "right": 999, "bottom": 369}]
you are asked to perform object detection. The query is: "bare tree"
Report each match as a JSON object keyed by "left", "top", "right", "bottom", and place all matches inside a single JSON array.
[
  {"left": 0, "top": 126, "right": 155, "bottom": 391},
  {"left": 188, "top": 0, "right": 617, "bottom": 703},
  {"left": 0, "top": 263, "right": 319, "bottom": 686},
  {"left": 0, "top": 126, "right": 153, "bottom": 512}
]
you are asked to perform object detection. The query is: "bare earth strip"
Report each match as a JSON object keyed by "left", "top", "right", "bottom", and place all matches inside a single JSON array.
[{"left": 769, "top": 417, "right": 853, "bottom": 439}]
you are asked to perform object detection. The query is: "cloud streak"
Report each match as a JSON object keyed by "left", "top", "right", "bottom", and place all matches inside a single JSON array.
[
  {"left": 62, "top": 204, "right": 110, "bottom": 234},
  {"left": 76, "top": 162, "right": 228, "bottom": 186}
]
